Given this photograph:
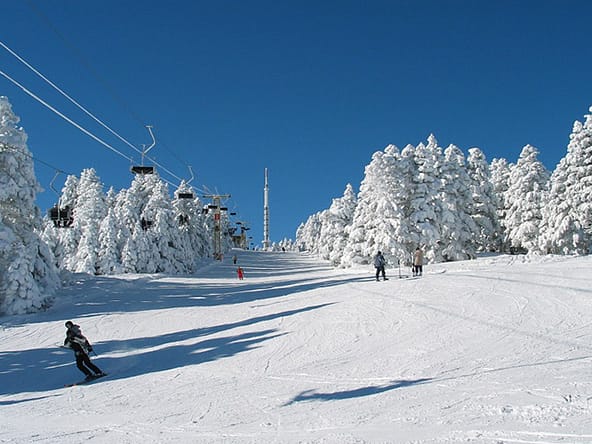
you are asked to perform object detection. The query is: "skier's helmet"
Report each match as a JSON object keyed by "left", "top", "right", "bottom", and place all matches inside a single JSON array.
[{"left": 65, "top": 321, "right": 74, "bottom": 328}]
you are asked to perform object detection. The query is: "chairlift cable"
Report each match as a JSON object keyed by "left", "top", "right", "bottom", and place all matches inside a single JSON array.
[
  {"left": 150, "top": 131, "right": 199, "bottom": 177},
  {"left": 0, "top": 142, "right": 69, "bottom": 175},
  {"left": 2, "top": 26, "right": 207, "bottom": 195},
  {"left": 24, "top": 0, "right": 149, "bottom": 129},
  {"left": 0, "top": 69, "right": 135, "bottom": 163},
  {"left": 141, "top": 151, "right": 186, "bottom": 184},
  {"left": 0, "top": 39, "right": 144, "bottom": 158},
  {"left": 11, "top": 7, "right": 200, "bottom": 187},
  {"left": 0, "top": 39, "right": 188, "bottom": 187}
]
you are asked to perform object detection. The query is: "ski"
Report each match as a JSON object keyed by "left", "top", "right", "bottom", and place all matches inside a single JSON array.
[{"left": 64, "top": 373, "right": 107, "bottom": 387}]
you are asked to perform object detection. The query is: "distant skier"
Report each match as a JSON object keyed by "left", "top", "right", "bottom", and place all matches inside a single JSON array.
[
  {"left": 413, "top": 247, "right": 424, "bottom": 277},
  {"left": 374, "top": 251, "right": 388, "bottom": 281},
  {"left": 237, "top": 266, "right": 245, "bottom": 280},
  {"left": 232, "top": 255, "right": 238, "bottom": 264},
  {"left": 64, "top": 321, "right": 105, "bottom": 380}
]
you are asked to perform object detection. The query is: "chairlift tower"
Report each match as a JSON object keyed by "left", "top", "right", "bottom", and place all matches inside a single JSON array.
[
  {"left": 203, "top": 193, "right": 231, "bottom": 260},
  {"left": 263, "top": 168, "right": 270, "bottom": 249}
]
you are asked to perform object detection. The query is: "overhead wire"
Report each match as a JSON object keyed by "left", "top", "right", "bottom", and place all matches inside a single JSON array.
[
  {"left": 0, "top": 39, "right": 143, "bottom": 158},
  {"left": 0, "top": 69, "right": 135, "bottom": 163},
  {"left": 1, "top": 141, "right": 68, "bottom": 175},
  {"left": 2, "top": 7, "right": 224, "bottom": 206},
  {"left": 0, "top": 39, "right": 187, "bottom": 187},
  {"left": 24, "top": 0, "right": 148, "bottom": 128},
  {"left": 23, "top": 1, "right": 201, "bottom": 187},
  {"left": 0, "top": 70, "right": 177, "bottom": 193},
  {"left": 0, "top": 141, "right": 184, "bottom": 202}
]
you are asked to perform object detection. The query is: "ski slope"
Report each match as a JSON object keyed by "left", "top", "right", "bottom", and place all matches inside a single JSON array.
[{"left": 1, "top": 250, "right": 592, "bottom": 443}]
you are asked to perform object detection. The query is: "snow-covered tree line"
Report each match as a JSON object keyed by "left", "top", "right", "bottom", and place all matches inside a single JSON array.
[
  {"left": 40, "top": 170, "right": 220, "bottom": 277},
  {"left": 0, "top": 96, "right": 229, "bottom": 315},
  {"left": 297, "top": 107, "right": 592, "bottom": 267}
]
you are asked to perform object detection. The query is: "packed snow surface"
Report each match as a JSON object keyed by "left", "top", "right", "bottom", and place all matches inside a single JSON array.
[{"left": 1, "top": 250, "right": 592, "bottom": 443}]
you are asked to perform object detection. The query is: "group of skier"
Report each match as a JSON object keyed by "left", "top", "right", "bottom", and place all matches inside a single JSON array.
[{"left": 374, "top": 247, "right": 424, "bottom": 281}]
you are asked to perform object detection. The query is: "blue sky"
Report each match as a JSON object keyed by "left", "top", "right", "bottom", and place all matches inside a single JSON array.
[{"left": 1, "top": 1, "right": 591, "bottom": 245}]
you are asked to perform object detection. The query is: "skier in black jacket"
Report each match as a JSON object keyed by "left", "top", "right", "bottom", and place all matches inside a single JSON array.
[
  {"left": 64, "top": 321, "right": 105, "bottom": 380},
  {"left": 374, "top": 251, "right": 388, "bottom": 281}
]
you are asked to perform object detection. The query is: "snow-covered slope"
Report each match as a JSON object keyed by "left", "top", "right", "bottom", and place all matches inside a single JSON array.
[{"left": 1, "top": 251, "right": 592, "bottom": 443}]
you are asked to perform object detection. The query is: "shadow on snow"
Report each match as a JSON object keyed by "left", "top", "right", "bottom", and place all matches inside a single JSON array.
[
  {"left": 3, "top": 252, "right": 368, "bottom": 328},
  {"left": 284, "top": 378, "right": 433, "bottom": 405},
  {"left": 0, "top": 303, "right": 333, "bottom": 396}
]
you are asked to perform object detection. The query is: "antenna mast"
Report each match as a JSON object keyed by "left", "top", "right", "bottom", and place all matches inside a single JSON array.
[{"left": 263, "top": 168, "right": 270, "bottom": 249}]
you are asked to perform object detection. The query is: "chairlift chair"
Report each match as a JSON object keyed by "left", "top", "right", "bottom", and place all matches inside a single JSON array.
[
  {"left": 140, "top": 217, "right": 153, "bottom": 231},
  {"left": 48, "top": 205, "right": 73, "bottom": 228},
  {"left": 179, "top": 214, "right": 189, "bottom": 225},
  {"left": 131, "top": 165, "right": 155, "bottom": 175},
  {"left": 47, "top": 171, "right": 74, "bottom": 228}
]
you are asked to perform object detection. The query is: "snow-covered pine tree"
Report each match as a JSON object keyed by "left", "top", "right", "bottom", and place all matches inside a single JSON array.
[
  {"left": 66, "top": 168, "right": 107, "bottom": 274},
  {"left": 111, "top": 188, "right": 135, "bottom": 272},
  {"left": 341, "top": 145, "right": 407, "bottom": 266},
  {"left": 318, "top": 183, "right": 357, "bottom": 266},
  {"left": 504, "top": 145, "right": 550, "bottom": 254},
  {"left": 490, "top": 157, "right": 513, "bottom": 252},
  {"left": 339, "top": 151, "right": 374, "bottom": 266},
  {"left": 115, "top": 174, "right": 161, "bottom": 273},
  {"left": 382, "top": 144, "right": 418, "bottom": 264},
  {"left": 394, "top": 144, "right": 420, "bottom": 264},
  {"left": 97, "top": 207, "right": 122, "bottom": 274},
  {"left": 295, "top": 223, "right": 306, "bottom": 251},
  {"left": 467, "top": 147, "right": 501, "bottom": 252},
  {"left": 296, "top": 212, "right": 323, "bottom": 253},
  {"left": 439, "top": 144, "right": 477, "bottom": 261},
  {"left": 316, "top": 209, "right": 335, "bottom": 260},
  {"left": 408, "top": 135, "right": 444, "bottom": 262},
  {"left": 95, "top": 187, "right": 122, "bottom": 274},
  {"left": 146, "top": 179, "right": 186, "bottom": 273},
  {"left": 121, "top": 233, "right": 139, "bottom": 273},
  {"left": 0, "top": 96, "right": 59, "bottom": 315},
  {"left": 540, "top": 107, "right": 592, "bottom": 254}
]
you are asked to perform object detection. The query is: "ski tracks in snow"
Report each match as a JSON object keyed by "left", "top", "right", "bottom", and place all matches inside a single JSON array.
[{"left": 3, "top": 252, "right": 592, "bottom": 443}]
